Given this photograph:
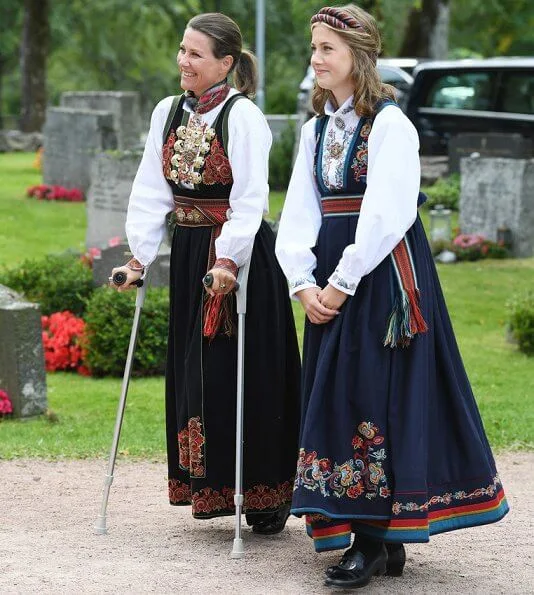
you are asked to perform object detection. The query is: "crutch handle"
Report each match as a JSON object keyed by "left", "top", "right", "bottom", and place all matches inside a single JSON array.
[
  {"left": 111, "top": 270, "right": 144, "bottom": 287},
  {"left": 202, "top": 272, "right": 240, "bottom": 292}
]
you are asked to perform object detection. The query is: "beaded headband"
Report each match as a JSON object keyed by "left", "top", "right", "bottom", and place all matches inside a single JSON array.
[{"left": 310, "top": 7, "right": 363, "bottom": 30}]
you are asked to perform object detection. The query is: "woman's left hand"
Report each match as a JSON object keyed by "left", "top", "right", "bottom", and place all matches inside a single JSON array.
[
  {"left": 317, "top": 284, "right": 348, "bottom": 311},
  {"left": 204, "top": 267, "right": 237, "bottom": 297}
]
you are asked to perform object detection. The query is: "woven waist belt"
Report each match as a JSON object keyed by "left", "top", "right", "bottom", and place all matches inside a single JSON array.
[
  {"left": 321, "top": 194, "right": 428, "bottom": 348},
  {"left": 173, "top": 195, "right": 230, "bottom": 227},
  {"left": 321, "top": 195, "right": 363, "bottom": 217}
]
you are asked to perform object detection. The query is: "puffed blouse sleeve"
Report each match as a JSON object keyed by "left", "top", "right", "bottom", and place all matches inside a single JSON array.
[
  {"left": 214, "top": 98, "right": 272, "bottom": 268},
  {"left": 328, "top": 106, "right": 421, "bottom": 296},
  {"left": 125, "top": 96, "right": 175, "bottom": 268},
  {"left": 275, "top": 118, "right": 322, "bottom": 297}
]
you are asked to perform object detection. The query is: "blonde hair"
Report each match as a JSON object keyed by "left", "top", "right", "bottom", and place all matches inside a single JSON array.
[
  {"left": 187, "top": 13, "right": 257, "bottom": 97},
  {"left": 311, "top": 4, "right": 396, "bottom": 117}
]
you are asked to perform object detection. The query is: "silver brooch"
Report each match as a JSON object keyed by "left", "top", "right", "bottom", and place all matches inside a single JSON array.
[{"left": 334, "top": 116, "right": 345, "bottom": 130}]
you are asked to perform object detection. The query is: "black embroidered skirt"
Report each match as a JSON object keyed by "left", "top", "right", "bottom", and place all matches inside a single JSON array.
[{"left": 166, "top": 220, "right": 301, "bottom": 519}]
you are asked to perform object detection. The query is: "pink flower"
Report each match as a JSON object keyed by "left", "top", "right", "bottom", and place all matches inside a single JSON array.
[
  {"left": 453, "top": 233, "right": 485, "bottom": 248},
  {"left": 0, "top": 389, "right": 13, "bottom": 415},
  {"left": 108, "top": 236, "right": 122, "bottom": 247}
]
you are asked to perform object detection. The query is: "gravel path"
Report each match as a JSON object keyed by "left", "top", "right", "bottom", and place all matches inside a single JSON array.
[{"left": 1, "top": 452, "right": 533, "bottom": 594}]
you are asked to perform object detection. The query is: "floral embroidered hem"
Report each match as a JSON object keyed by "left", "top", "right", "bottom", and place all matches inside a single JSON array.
[{"left": 168, "top": 478, "right": 294, "bottom": 518}]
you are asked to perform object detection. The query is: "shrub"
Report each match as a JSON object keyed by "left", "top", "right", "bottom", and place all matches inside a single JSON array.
[
  {"left": 42, "top": 311, "right": 88, "bottom": 374},
  {"left": 83, "top": 286, "right": 169, "bottom": 376},
  {"left": 0, "top": 253, "right": 94, "bottom": 316},
  {"left": 269, "top": 122, "right": 295, "bottom": 191},
  {"left": 507, "top": 292, "right": 534, "bottom": 356},
  {"left": 451, "top": 233, "right": 509, "bottom": 261},
  {"left": 423, "top": 174, "right": 461, "bottom": 211}
]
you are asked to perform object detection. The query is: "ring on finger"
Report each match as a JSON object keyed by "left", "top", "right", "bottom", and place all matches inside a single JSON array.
[{"left": 220, "top": 283, "right": 226, "bottom": 289}]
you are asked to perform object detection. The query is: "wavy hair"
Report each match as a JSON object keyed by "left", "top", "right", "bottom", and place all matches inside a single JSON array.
[{"left": 311, "top": 4, "right": 396, "bottom": 117}]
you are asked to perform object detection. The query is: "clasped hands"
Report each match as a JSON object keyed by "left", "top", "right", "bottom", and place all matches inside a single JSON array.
[{"left": 296, "top": 284, "right": 347, "bottom": 324}]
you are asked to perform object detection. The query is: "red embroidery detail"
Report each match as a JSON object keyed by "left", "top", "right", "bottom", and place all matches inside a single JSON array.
[
  {"left": 168, "top": 478, "right": 191, "bottom": 504},
  {"left": 163, "top": 130, "right": 176, "bottom": 179},
  {"left": 167, "top": 480, "right": 294, "bottom": 514},
  {"left": 212, "top": 258, "right": 238, "bottom": 276},
  {"left": 202, "top": 137, "right": 233, "bottom": 185},
  {"left": 177, "top": 417, "right": 206, "bottom": 477}
]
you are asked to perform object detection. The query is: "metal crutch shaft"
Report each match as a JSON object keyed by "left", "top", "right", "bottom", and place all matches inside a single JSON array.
[
  {"left": 94, "top": 281, "right": 147, "bottom": 534},
  {"left": 230, "top": 256, "right": 252, "bottom": 559}
]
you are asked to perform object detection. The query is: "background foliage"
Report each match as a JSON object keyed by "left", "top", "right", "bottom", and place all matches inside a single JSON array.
[{"left": 1, "top": 0, "right": 533, "bottom": 125}]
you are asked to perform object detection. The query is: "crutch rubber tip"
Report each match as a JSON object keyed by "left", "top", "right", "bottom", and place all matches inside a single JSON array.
[
  {"left": 230, "top": 538, "right": 245, "bottom": 559},
  {"left": 94, "top": 516, "right": 108, "bottom": 535}
]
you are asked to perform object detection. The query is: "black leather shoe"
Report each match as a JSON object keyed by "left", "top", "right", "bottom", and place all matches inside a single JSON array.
[
  {"left": 251, "top": 504, "right": 291, "bottom": 535},
  {"left": 384, "top": 543, "right": 406, "bottom": 576},
  {"left": 324, "top": 542, "right": 387, "bottom": 589},
  {"left": 325, "top": 542, "right": 406, "bottom": 578}
]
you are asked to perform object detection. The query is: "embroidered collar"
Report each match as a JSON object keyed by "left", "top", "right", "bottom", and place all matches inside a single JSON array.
[
  {"left": 324, "top": 95, "right": 355, "bottom": 117},
  {"left": 184, "top": 81, "right": 231, "bottom": 114}
]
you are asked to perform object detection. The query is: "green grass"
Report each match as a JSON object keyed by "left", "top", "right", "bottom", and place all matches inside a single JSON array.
[
  {"left": 0, "top": 153, "right": 86, "bottom": 264},
  {"left": 0, "top": 154, "right": 532, "bottom": 458}
]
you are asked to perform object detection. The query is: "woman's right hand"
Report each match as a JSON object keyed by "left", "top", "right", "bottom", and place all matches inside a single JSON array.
[
  {"left": 109, "top": 265, "right": 142, "bottom": 292},
  {"left": 296, "top": 286, "right": 339, "bottom": 324}
]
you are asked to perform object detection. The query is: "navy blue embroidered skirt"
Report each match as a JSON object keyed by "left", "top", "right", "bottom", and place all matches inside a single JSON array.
[{"left": 292, "top": 213, "right": 509, "bottom": 551}]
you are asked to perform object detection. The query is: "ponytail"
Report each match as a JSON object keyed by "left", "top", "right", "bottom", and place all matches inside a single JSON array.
[{"left": 233, "top": 50, "right": 258, "bottom": 98}]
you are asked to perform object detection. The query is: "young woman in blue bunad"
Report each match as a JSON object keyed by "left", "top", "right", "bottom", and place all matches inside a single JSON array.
[{"left": 276, "top": 4, "right": 509, "bottom": 589}]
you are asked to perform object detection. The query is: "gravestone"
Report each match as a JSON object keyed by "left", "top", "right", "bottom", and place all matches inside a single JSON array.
[
  {"left": 0, "top": 285, "right": 47, "bottom": 418},
  {"left": 449, "top": 133, "right": 532, "bottom": 173},
  {"left": 92, "top": 243, "right": 171, "bottom": 288},
  {"left": 43, "top": 107, "right": 117, "bottom": 194},
  {"left": 460, "top": 157, "right": 534, "bottom": 257},
  {"left": 86, "top": 151, "right": 142, "bottom": 249},
  {"left": 60, "top": 91, "right": 142, "bottom": 150}
]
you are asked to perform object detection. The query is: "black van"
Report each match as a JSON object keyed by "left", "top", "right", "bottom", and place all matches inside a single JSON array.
[{"left": 405, "top": 57, "right": 534, "bottom": 155}]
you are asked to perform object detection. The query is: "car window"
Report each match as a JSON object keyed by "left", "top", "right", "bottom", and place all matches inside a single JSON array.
[
  {"left": 424, "top": 72, "right": 495, "bottom": 111},
  {"left": 501, "top": 73, "right": 534, "bottom": 115}
]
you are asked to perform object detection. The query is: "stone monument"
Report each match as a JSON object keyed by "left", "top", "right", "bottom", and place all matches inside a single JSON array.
[
  {"left": 42, "top": 107, "right": 117, "bottom": 194},
  {"left": 0, "top": 285, "right": 47, "bottom": 418},
  {"left": 460, "top": 156, "right": 534, "bottom": 257}
]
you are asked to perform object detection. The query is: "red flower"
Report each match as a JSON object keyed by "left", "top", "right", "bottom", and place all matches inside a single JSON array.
[
  {"left": 0, "top": 389, "right": 13, "bottom": 415},
  {"left": 27, "top": 184, "right": 84, "bottom": 202},
  {"left": 41, "top": 311, "right": 87, "bottom": 374}
]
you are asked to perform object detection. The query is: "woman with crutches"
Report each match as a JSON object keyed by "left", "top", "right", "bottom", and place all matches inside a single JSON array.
[
  {"left": 276, "top": 4, "right": 508, "bottom": 589},
  {"left": 111, "top": 12, "right": 300, "bottom": 536}
]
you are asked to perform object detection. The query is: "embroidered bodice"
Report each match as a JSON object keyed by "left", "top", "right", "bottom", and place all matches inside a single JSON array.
[
  {"left": 275, "top": 97, "right": 422, "bottom": 297},
  {"left": 125, "top": 89, "right": 272, "bottom": 269}
]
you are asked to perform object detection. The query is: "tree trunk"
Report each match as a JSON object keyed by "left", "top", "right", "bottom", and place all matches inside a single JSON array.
[
  {"left": 399, "top": 0, "right": 450, "bottom": 59},
  {"left": 20, "top": 0, "right": 49, "bottom": 132}
]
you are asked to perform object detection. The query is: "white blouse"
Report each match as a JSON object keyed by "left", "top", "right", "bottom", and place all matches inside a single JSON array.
[
  {"left": 125, "top": 89, "right": 272, "bottom": 269},
  {"left": 275, "top": 96, "right": 421, "bottom": 297}
]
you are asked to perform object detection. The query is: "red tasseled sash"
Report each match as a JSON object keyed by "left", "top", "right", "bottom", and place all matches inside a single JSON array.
[
  {"left": 173, "top": 195, "right": 235, "bottom": 340},
  {"left": 321, "top": 196, "right": 428, "bottom": 348}
]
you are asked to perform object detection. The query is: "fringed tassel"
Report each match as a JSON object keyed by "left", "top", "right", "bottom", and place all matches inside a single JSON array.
[
  {"left": 203, "top": 293, "right": 235, "bottom": 341},
  {"left": 407, "top": 288, "right": 428, "bottom": 335},
  {"left": 383, "top": 289, "right": 428, "bottom": 348}
]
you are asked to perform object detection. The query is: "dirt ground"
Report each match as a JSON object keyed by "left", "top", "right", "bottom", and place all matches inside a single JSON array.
[{"left": 1, "top": 452, "right": 533, "bottom": 594}]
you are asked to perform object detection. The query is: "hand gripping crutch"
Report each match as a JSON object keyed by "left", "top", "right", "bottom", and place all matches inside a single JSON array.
[
  {"left": 94, "top": 275, "right": 146, "bottom": 535},
  {"left": 230, "top": 256, "right": 252, "bottom": 559}
]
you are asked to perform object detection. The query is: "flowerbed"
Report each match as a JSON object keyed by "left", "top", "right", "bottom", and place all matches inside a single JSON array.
[
  {"left": 451, "top": 233, "right": 509, "bottom": 261},
  {"left": 27, "top": 184, "right": 84, "bottom": 202}
]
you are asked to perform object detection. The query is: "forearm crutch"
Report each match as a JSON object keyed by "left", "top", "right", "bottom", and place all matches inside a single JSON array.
[
  {"left": 230, "top": 256, "right": 252, "bottom": 558},
  {"left": 94, "top": 275, "right": 146, "bottom": 535}
]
